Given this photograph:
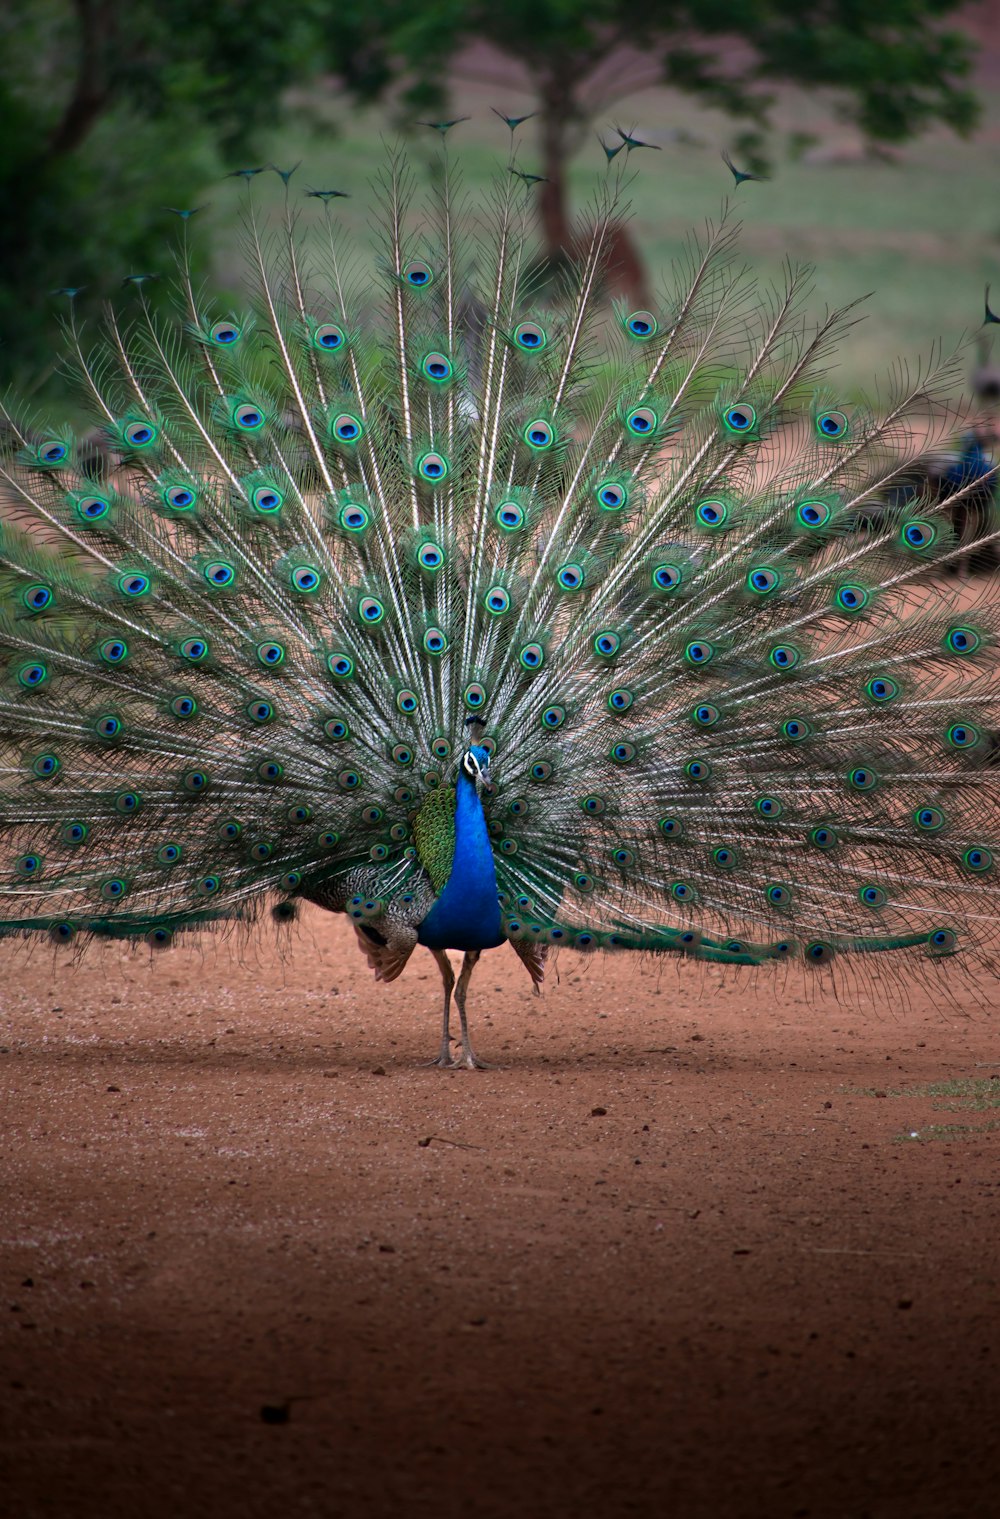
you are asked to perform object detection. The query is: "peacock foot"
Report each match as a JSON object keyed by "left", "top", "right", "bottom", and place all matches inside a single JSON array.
[
  {"left": 425, "top": 1039, "right": 496, "bottom": 1070},
  {"left": 453, "top": 1042, "right": 496, "bottom": 1071}
]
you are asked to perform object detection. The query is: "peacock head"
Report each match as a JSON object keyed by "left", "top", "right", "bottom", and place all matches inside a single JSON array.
[{"left": 461, "top": 743, "right": 495, "bottom": 795}]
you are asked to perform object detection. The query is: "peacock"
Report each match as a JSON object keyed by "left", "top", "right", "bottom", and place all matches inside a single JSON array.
[{"left": 1, "top": 138, "right": 998, "bottom": 1069}]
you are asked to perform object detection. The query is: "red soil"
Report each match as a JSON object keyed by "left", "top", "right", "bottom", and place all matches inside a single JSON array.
[{"left": 1, "top": 907, "right": 999, "bottom": 1518}]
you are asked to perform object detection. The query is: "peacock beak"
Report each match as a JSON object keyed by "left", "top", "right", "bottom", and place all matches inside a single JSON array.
[{"left": 478, "top": 771, "right": 495, "bottom": 795}]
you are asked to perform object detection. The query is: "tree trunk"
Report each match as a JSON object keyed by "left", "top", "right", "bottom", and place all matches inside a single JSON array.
[
  {"left": 534, "top": 71, "right": 650, "bottom": 308},
  {"left": 537, "top": 78, "right": 575, "bottom": 265}
]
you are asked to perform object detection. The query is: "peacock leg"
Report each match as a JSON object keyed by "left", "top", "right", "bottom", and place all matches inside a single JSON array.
[
  {"left": 427, "top": 948, "right": 456, "bottom": 1067},
  {"left": 453, "top": 949, "right": 494, "bottom": 1070}
]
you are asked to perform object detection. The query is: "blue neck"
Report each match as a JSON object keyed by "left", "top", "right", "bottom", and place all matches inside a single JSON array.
[{"left": 417, "top": 772, "right": 503, "bottom": 951}]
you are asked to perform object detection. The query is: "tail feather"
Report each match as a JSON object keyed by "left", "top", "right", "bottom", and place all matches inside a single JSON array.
[{"left": 0, "top": 146, "right": 996, "bottom": 972}]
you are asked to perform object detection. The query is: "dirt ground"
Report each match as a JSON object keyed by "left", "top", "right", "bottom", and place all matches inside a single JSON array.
[{"left": 1, "top": 907, "right": 999, "bottom": 1519}]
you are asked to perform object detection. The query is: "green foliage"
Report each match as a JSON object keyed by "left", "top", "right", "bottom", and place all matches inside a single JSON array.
[
  {"left": 0, "top": 0, "right": 327, "bottom": 387},
  {"left": 342, "top": 0, "right": 978, "bottom": 143},
  {"left": 328, "top": 0, "right": 979, "bottom": 259}
]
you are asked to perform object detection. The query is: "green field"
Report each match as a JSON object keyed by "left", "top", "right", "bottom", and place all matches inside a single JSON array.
[{"left": 189, "top": 62, "right": 1000, "bottom": 398}]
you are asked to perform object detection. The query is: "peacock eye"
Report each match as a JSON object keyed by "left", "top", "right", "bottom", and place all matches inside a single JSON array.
[
  {"left": 485, "top": 586, "right": 510, "bottom": 614},
  {"left": 556, "top": 563, "right": 584, "bottom": 591},
  {"left": 835, "top": 584, "right": 869, "bottom": 613},
  {"left": 339, "top": 504, "right": 369, "bottom": 531},
  {"left": 626, "top": 310, "right": 658, "bottom": 339},
  {"left": 332, "top": 413, "right": 362, "bottom": 443},
  {"left": 31, "top": 752, "right": 59, "bottom": 776},
  {"left": 246, "top": 700, "right": 274, "bottom": 723},
  {"left": 541, "top": 705, "right": 566, "bottom": 729},
  {"left": 915, "top": 805, "right": 945, "bottom": 832},
  {"left": 95, "top": 715, "right": 122, "bottom": 739},
  {"left": 18, "top": 662, "right": 49, "bottom": 688},
  {"left": 252, "top": 484, "right": 284, "bottom": 514},
  {"left": 865, "top": 676, "right": 899, "bottom": 702},
  {"left": 421, "top": 351, "right": 453, "bottom": 382},
  {"left": 170, "top": 694, "right": 198, "bottom": 717},
  {"left": 164, "top": 483, "right": 196, "bottom": 511},
  {"left": 696, "top": 499, "right": 729, "bottom": 528},
  {"left": 314, "top": 323, "right": 345, "bottom": 351},
  {"left": 596, "top": 481, "right": 627, "bottom": 511},
  {"left": 324, "top": 718, "right": 349, "bottom": 740},
  {"left": 234, "top": 403, "right": 264, "bottom": 430},
  {"left": 76, "top": 495, "right": 111, "bottom": 521},
  {"left": 523, "top": 419, "right": 554, "bottom": 450},
  {"left": 423, "top": 628, "right": 448, "bottom": 654},
  {"left": 652, "top": 563, "right": 682, "bottom": 591},
  {"left": 418, "top": 542, "right": 444, "bottom": 570},
  {"left": 124, "top": 420, "right": 157, "bottom": 447},
  {"left": 463, "top": 682, "right": 486, "bottom": 710},
  {"left": 328, "top": 653, "right": 355, "bottom": 678},
  {"left": 626, "top": 406, "right": 657, "bottom": 437},
  {"left": 495, "top": 502, "right": 524, "bottom": 530},
  {"left": 359, "top": 597, "right": 384, "bottom": 625},
  {"left": 417, "top": 451, "right": 448, "bottom": 482},
  {"left": 432, "top": 738, "right": 452, "bottom": 760},
  {"left": 594, "top": 631, "right": 620, "bottom": 658},
  {"left": 118, "top": 571, "right": 151, "bottom": 596},
  {"left": 816, "top": 410, "right": 848, "bottom": 439},
  {"left": 23, "top": 585, "right": 52, "bottom": 611},
  {"left": 946, "top": 722, "right": 980, "bottom": 749},
  {"left": 693, "top": 703, "right": 720, "bottom": 727},
  {"left": 397, "top": 688, "right": 419, "bottom": 712},
  {"left": 99, "top": 638, "right": 128, "bottom": 664},
  {"left": 402, "top": 260, "right": 433, "bottom": 287},
  {"left": 901, "top": 519, "right": 936, "bottom": 550},
  {"left": 519, "top": 643, "right": 544, "bottom": 669},
  {"left": 747, "top": 566, "right": 780, "bottom": 593},
  {"left": 946, "top": 626, "right": 980, "bottom": 655},
  {"left": 513, "top": 321, "right": 546, "bottom": 351},
  {"left": 210, "top": 320, "right": 241, "bottom": 345},
  {"left": 796, "top": 499, "right": 830, "bottom": 528},
  {"left": 723, "top": 404, "right": 756, "bottom": 434},
  {"left": 256, "top": 641, "right": 285, "bottom": 666},
  {"left": 204, "top": 562, "right": 235, "bottom": 588},
  {"left": 291, "top": 565, "right": 321, "bottom": 593},
  {"left": 392, "top": 744, "right": 413, "bottom": 766},
  {"left": 37, "top": 439, "right": 68, "bottom": 465},
  {"left": 768, "top": 644, "right": 800, "bottom": 670}
]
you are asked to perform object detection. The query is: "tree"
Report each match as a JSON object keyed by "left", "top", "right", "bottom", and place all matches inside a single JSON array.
[
  {"left": 331, "top": 0, "right": 979, "bottom": 300},
  {"left": 0, "top": 0, "right": 327, "bottom": 388}
]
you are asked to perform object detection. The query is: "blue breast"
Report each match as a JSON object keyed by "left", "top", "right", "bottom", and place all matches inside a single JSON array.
[{"left": 417, "top": 772, "right": 504, "bottom": 951}]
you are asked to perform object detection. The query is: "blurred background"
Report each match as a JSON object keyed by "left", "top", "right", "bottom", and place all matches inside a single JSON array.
[{"left": 1, "top": 0, "right": 999, "bottom": 405}]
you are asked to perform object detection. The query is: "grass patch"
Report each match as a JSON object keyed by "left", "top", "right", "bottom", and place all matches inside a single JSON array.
[
  {"left": 852, "top": 1077, "right": 1000, "bottom": 1106},
  {"left": 894, "top": 1120, "right": 1000, "bottom": 1145}
]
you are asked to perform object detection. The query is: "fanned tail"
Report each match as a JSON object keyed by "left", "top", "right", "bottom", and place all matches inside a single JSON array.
[{"left": 0, "top": 145, "right": 996, "bottom": 977}]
